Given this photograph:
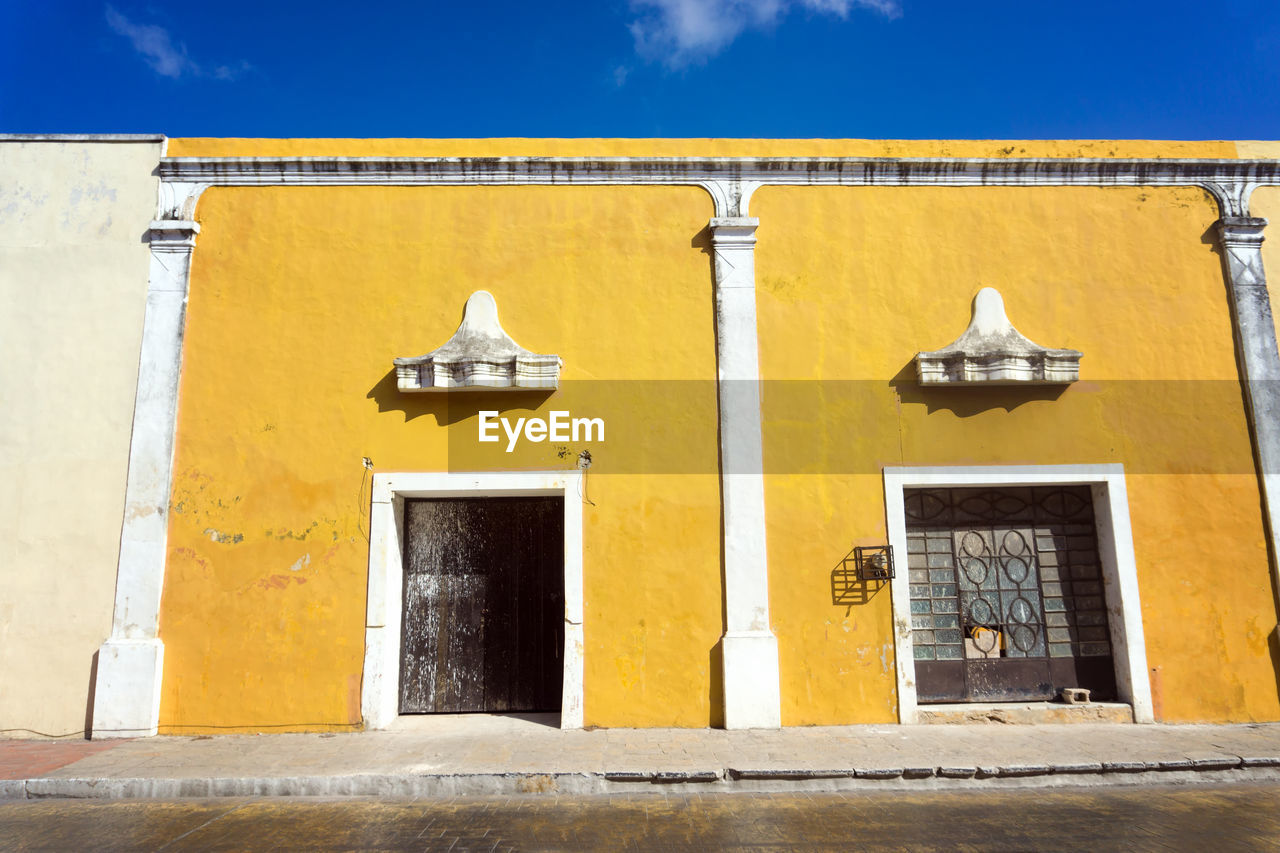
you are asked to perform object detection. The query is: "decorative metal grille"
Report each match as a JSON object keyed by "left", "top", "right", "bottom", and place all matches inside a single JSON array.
[{"left": 905, "top": 486, "right": 1113, "bottom": 700}]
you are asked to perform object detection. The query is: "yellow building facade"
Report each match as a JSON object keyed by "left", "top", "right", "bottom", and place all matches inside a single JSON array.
[{"left": 86, "top": 139, "right": 1280, "bottom": 737}]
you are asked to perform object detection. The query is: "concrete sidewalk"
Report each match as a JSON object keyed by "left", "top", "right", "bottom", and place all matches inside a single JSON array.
[{"left": 4, "top": 715, "right": 1280, "bottom": 799}]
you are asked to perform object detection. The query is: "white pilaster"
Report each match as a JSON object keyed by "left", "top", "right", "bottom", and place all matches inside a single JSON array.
[
  {"left": 710, "top": 217, "right": 781, "bottom": 730},
  {"left": 360, "top": 492, "right": 403, "bottom": 731},
  {"left": 91, "top": 219, "right": 199, "bottom": 738},
  {"left": 1217, "top": 215, "right": 1280, "bottom": 615}
]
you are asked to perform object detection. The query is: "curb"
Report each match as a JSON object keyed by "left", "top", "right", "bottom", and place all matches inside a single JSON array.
[{"left": 5, "top": 759, "right": 1280, "bottom": 799}]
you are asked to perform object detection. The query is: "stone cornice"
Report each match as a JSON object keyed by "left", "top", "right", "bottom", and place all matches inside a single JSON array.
[
  {"left": 0, "top": 133, "right": 166, "bottom": 142},
  {"left": 393, "top": 291, "right": 562, "bottom": 392},
  {"left": 916, "top": 288, "right": 1082, "bottom": 386},
  {"left": 158, "top": 155, "right": 1280, "bottom": 218}
]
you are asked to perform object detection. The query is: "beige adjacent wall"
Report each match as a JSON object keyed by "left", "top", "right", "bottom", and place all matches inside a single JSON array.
[{"left": 0, "top": 139, "right": 161, "bottom": 737}]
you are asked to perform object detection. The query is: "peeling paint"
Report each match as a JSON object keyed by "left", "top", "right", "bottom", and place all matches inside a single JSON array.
[
  {"left": 125, "top": 503, "right": 161, "bottom": 521},
  {"left": 265, "top": 521, "right": 324, "bottom": 541},
  {"left": 255, "top": 574, "right": 308, "bottom": 591}
]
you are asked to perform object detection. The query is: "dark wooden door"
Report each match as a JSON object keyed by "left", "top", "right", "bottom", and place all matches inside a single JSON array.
[
  {"left": 399, "top": 497, "right": 564, "bottom": 713},
  {"left": 906, "top": 486, "right": 1117, "bottom": 704}
]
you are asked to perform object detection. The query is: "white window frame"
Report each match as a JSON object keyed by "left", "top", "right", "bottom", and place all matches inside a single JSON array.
[
  {"left": 361, "top": 470, "right": 584, "bottom": 730},
  {"left": 883, "top": 464, "right": 1154, "bottom": 724}
]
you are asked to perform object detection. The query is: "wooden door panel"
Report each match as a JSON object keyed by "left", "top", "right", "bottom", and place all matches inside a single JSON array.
[{"left": 400, "top": 497, "right": 564, "bottom": 714}]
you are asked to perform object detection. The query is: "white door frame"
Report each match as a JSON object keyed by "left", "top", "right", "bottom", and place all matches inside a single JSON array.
[
  {"left": 883, "top": 464, "right": 1154, "bottom": 724},
  {"left": 361, "top": 470, "right": 584, "bottom": 729}
]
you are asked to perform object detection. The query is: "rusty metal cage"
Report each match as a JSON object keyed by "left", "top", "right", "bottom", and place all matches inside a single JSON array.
[{"left": 854, "top": 545, "right": 895, "bottom": 581}]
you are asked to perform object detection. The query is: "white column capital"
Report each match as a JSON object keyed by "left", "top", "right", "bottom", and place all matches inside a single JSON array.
[
  {"left": 1217, "top": 216, "right": 1267, "bottom": 250},
  {"left": 710, "top": 217, "right": 760, "bottom": 244},
  {"left": 1219, "top": 217, "right": 1270, "bottom": 293},
  {"left": 148, "top": 219, "right": 200, "bottom": 252}
]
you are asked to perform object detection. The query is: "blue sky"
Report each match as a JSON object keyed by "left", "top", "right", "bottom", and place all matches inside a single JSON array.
[{"left": 3, "top": 0, "right": 1279, "bottom": 138}]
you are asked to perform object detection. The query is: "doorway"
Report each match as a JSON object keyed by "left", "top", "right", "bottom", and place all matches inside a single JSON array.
[
  {"left": 399, "top": 497, "right": 564, "bottom": 714},
  {"left": 883, "top": 465, "right": 1154, "bottom": 724},
  {"left": 904, "top": 485, "right": 1117, "bottom": 703}
]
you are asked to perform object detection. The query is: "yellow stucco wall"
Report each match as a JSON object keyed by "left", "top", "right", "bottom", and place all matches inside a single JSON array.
[
  {"left": 157, "top": 184, "right": 725, "bottom": 731},
  {"left": 0, "top": 140, "right": 162, "bottom": 736},
  {"left": 157, "top": 139, "right": 1280, "bottom": 731},
  {"left": 753, "top": 184, "right": 1279, "bottom": 724}
]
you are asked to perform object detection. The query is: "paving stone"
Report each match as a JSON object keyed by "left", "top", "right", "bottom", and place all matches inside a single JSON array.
[
  {"left": 854, "top": 768, "right": 904, "bottom": 780},
  {"left": 652, "top": 771, "right": 719, "bottom": 784},
  {"left": 728, "top": 769, "right": 852, "bottom": 780},
  {"left": 1051, "top": 762, "right": 1103, "bottom": 774},
  {"left": 996, "top": 765, "right": 1052, "bottom": 778},
  {"left": 937, "top": 767, "right": 977, "bottom": 779},
  {"left": 1241, "top": 756, "right": 1280, "bottom": 768},
  {"left": 7, "top": 785, "right": 1280, "bottom": 849},
  {"left": 1101, "top": 761, "right": 1150, "bottom": 773}
]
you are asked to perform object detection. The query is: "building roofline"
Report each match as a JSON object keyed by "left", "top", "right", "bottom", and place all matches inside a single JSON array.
[{"left": 0, "top": 134, "right": 166, "bottom": 142}]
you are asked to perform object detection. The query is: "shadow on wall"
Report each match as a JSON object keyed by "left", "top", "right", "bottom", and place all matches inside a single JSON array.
[
  {"left": 708, "top": 641, "right": 725, "bottom": 728},
  {"left": 691, "top": 223, "right": 712, "bottom": 257},
  {"left": 889, "top": 360, "right": 1068, "bottom": 416},
  {"left": 699, "top": 220, "right": 728, "bottom": 729},
  {"left": 1269, "top": 629, "right": 1280, "bottom": 715},
  {"left": 831, "top": 547, "right": 889, "bottom": 618},
  {"left": 83, "top": 650, "right": 99, "bottom": 740},
  {"left": 366, "top": 368, "right": 555, "bottom": 426}
]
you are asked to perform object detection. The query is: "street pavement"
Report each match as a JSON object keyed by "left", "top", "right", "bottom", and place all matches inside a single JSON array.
[
  {"left": 4, "top": 715, "right": 1280, "bottom": 798},
  {"left": 1, "top": 783, "right": 1279, "bottom": 850}
]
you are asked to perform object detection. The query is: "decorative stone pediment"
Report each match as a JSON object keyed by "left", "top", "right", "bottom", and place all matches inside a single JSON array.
[
  {"left": 915, "top": 288, "right": 1081, "bottom": 385},
  {"left": 394, "top": 291, "right": 561, "bottom": 392}
]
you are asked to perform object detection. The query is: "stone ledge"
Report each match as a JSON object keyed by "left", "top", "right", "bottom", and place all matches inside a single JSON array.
[
  {"left": 937, "top": 767, "right": 977, "bottom": 779},
  {"left": 728, "top": 769, "right": 852, "bottom": 781},
  {"left": 603, "top": 770, "right": 722, "bottom": 784},
  {"left": 6, "top": 763, "right": 1280, "bottom": 799},
  {"left": 1101, "top": 761, "right": 1150, "bottom": 773},
  {"left": 916, "top": 702, "right": 1134, "bottom": 726},
  {"left": 1242, "top": 756, "right": 1280, "bottom": 768}
]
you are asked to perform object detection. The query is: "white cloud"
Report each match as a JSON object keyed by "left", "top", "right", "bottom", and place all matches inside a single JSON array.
[
  {"left": 213, "top": 60, "right": 253, "bottom": 82},
  {"left": 105, "top": 6, "right": 249, "bottom": 81},
  {"left": 629, "top": 0, "right": 900, "bottom": 67}
]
